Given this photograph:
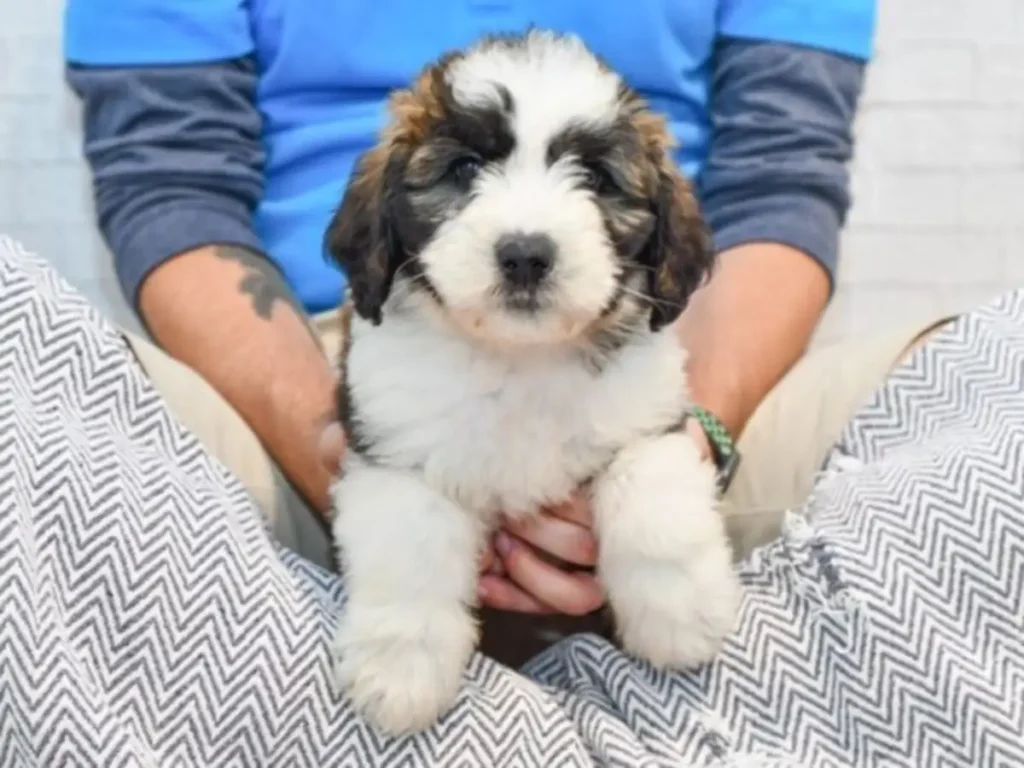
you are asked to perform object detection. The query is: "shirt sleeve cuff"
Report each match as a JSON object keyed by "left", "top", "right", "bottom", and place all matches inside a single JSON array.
[
  {"left": 114, "top": 202, "right": 266, "bottom": 309},
  {"left": 708, "top": 191, "right": 840, "bottom": 293},
  {"left": 717, "top": 1, "right": 876, "bottom": 61}
]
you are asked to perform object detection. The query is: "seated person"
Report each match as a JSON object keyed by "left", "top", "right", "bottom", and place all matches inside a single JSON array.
[{"left": 65, "top": 1, "right": 926, "bottom": 662}]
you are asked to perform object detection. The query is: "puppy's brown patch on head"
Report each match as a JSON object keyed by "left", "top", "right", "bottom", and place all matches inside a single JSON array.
[{"left": 385, "top": 59, "right": 457, "bottom": 147}]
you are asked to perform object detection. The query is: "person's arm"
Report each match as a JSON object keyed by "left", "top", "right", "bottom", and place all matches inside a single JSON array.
[
  {"left": 678, "top": 243, "right": 829, "bottom": 441},
  {"left": 139, "top": 243, "right": 339, "bottom": 514},
  {"left": 684, "top": 25, "right": 872, "bottom": 440},
  {"left": 65, "top": 6, "right": 340, "bottom": 513}
]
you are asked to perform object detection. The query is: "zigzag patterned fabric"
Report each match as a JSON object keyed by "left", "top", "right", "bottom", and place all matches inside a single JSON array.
[{"left": 0, "top": 236, "right": 1021, "bottom": 767}]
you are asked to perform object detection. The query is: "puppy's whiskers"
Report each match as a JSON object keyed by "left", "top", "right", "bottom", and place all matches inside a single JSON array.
[
  {"left": 620, "top": 261, "right": 657, "bottom": 275},
  {"left": 617, "top": 284, "right": 681, "bottom": 314}
]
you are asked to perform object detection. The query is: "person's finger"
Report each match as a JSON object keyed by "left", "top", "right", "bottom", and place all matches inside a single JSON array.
[
  {"left": 478, "top": 574, "right": 555, "bottom": 613},
  {"left": 502, "top": 514, "right": 598, "bottom": 568},
  {"left": 479, "top": 545, "right": 495, "bottom": 574},
  {"left": 496, "top": 533, "right": 605, "bottom": 616},
  {"left": 544, "top": 491, "right": 593, "bottom": 527},
  {"left": 479, "top": 543, "right": 507, "bottom": 576}
]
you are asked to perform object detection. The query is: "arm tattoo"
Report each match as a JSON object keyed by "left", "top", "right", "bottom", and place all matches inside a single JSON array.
[
  {"left": 214, "top": 245, "right": 304, "bottom": 320},
  {"left": 213, "top": 245, "right": 321, "bottom": 343}
]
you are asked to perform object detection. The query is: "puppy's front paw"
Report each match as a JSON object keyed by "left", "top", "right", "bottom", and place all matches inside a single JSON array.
[
  {"left": 610, "top": 544, "right": 740, "bottom": 669},
  {"left": 594, "top": 430, "right": 741, "bottom": 670},
  {"left": 333, "top": 603, "right": 477, "bottom": 735}
]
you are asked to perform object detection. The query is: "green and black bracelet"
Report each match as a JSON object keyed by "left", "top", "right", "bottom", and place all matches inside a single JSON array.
[{"left": 688, "top": 405, "right": 741, "bottom": 495}]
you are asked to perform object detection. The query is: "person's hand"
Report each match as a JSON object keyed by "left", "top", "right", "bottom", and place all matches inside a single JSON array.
[
  {"left": 478, "top": 492, "right": 606, "bottom": 616},
  {"left": 317, "top": 418, "right": 346, "bottom": 475}
]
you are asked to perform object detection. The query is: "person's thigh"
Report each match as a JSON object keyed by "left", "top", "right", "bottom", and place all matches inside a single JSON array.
[
  {"left": 721, "top": 314, "right": 956, "bottom": 558},
  {"left": 122, "top": 325, "right": 337, "bottom": 570}
]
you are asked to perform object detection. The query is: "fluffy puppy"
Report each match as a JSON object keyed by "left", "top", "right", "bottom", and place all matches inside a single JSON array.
[{"left": 325, "top": 29, "right": 740, "bottom": 735}]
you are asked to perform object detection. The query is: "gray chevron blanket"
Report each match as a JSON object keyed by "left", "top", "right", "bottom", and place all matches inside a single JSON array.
[{"left": 0, "top": 236, "right": 1021, "bottom": 768}]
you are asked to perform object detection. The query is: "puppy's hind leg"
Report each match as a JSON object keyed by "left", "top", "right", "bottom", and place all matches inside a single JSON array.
[
  {"left": 331, "top": 461, "right": 484, "bottom": 735},
  {"left": 592, "top": 431, "right": 740, "bottom": 669}
]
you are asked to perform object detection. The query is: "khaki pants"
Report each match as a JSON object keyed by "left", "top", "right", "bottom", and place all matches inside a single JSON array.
[{"left": 122, "top": 311, "right": 953, "bottom": 571}]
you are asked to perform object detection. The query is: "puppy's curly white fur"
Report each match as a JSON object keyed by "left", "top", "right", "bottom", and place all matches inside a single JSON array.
[{"left": 325, "top": 29, "right": 741, "bottom": 735}]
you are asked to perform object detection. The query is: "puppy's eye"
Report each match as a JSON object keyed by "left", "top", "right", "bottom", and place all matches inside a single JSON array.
[
  {"left": 446, "top": 156, "right": 482, "bottom": 187},
  {"left": 580, "top": 162, "right": 614, "bottom": 195}
]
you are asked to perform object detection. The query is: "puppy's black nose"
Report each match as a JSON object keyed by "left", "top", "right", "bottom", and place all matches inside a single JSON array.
[{"left": 495, "top": 233, "right": 555, "bottom": 289}]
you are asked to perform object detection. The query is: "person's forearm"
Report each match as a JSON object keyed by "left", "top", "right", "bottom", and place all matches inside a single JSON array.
[
  {"left": 676, "top": 243, "right": 830, "bottom": 439},
  {"left": 139, "top": 245, "right": 339, "bottom": 513},
  {"left": 684, "top": 37, "right": 867, "bottom": 439}
]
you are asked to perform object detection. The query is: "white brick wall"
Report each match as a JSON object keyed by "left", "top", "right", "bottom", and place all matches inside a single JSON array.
[
  {"left": 0, "top": 0, "right": 1021, "bottom": 344},
  {"left": 819, "top": 0, "right": 1024, "bottom": 343}
]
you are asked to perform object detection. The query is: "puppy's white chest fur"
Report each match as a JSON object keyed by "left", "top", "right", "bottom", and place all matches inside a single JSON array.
[{"left": 345, "top": 315, "right": 689, "bottom": 518}]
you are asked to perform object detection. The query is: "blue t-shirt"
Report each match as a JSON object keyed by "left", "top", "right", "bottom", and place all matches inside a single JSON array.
[{"left": 65, "top": 1, "right": 875, "bottom": 313}]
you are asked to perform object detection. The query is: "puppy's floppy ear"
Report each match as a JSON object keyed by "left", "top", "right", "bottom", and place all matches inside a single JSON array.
[
  {"left": 324, "top": 145, "right": 403, "bottom": 325},
  {"left": 641, "top": 163, "right": 715, "bottom": 332}
]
